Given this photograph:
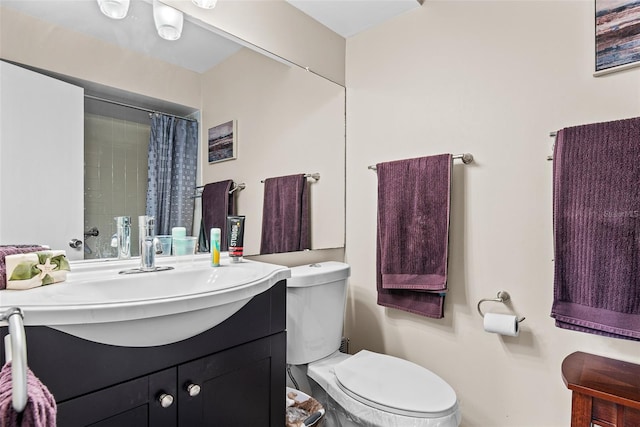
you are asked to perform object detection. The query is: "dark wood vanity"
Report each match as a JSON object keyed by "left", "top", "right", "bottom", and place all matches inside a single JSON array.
[
  {"left": 0, "top": 281, "right": 286, "bottom": 426},
  {"left": 562, "top": 351, "right": 640, "bottom": 427}
]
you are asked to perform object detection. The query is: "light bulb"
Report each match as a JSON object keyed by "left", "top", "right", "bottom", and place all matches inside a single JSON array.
[
  {"left": 153, "top": 0, "right": 184, "bottom": 41},
  {"left": 192, "top": 0, "right": 217, "bottom": 9},
  {"left": 97, "top": 0, "right": 130, "bottom": 20}
]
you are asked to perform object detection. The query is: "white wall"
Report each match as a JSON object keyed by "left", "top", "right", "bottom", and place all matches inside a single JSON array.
[{"left": 344, "top": 1, "right": 640, "bottom": 426}]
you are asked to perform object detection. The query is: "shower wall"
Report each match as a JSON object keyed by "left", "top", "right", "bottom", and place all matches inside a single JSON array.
[{"left": 84, "top": 111, "right": 149, "bottom": 259}]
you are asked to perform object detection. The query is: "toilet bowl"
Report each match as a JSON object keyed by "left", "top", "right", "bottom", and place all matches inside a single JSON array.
[{"left": 286, "top": 262, "right": 461, "bottom": 427}]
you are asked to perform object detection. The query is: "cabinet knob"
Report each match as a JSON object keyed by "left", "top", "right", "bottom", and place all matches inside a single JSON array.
[
  {"left": 158, "top": 393, "right": 174, "bottom": 408},
  {"left": 186, "top": 383, "right": 201, "bottom": 397}
]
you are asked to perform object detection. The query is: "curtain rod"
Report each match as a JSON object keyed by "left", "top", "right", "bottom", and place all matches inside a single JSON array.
[
  {"left": 85, "top": 94, "right": 197, "bottom": 122},
  {"left": 367, "top": 153, "right": 474, "bottom": 171}
]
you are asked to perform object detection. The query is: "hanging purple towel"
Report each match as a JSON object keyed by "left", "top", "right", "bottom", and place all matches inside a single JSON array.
[
  {"left": 376, "top": 154, "right": 452, "bottom": 318},
  {"left": 260, "top": 174, "right": 310, "bottom": 255},
  {"left": 202, "top": 180, "right": 235, "bottom": 251},
  {"left": 0, "top": 245, "right": 47, "bottom": 290},
  {"left": 551, "top": 117, "right": 640, "bottom": 341},
  {"left": 0, "top": 362, "right": 57, "bottom": 427}
]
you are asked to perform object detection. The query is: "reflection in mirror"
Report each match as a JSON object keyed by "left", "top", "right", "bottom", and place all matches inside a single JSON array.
[{"left": 0, "top": 0, "right": 345, "bottom": 259}]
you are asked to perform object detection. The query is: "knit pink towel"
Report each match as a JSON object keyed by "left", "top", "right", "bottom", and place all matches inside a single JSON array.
[{"left": 0, "top": 362, "right": 56, "bottom": 427}]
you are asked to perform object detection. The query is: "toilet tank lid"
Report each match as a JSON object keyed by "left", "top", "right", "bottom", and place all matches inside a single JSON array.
[{"left": 287, "top": 261, "right": 351, "bottom": 288}]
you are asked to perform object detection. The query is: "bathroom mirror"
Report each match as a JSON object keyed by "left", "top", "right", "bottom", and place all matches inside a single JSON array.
[{"left": 0, "top": 0, "right": 345, "bottom": 258}]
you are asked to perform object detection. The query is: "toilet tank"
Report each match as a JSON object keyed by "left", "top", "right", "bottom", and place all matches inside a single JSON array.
[{"left": 286, "top": 262, "right": 351, "bottom": 365}]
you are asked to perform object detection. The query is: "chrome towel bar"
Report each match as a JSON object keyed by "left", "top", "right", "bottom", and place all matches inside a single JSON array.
[
  {"left": 260, "top": 173, "right": 320, "bottom": 183},
  {"left": 367, "top": 153, "right": 474, "bottom": 170}
]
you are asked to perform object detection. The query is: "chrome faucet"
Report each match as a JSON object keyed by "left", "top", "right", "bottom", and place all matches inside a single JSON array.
[
  {"left": 138, "top": 216, "right": 163, "bottom": 271},
  {"left": 112, "top": 216, "right": 131, "bottom": 259}
]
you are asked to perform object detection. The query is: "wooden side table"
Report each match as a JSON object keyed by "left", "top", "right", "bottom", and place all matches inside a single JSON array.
[{"left": 562, "top": 351, "right": 640, "bottom": 427}]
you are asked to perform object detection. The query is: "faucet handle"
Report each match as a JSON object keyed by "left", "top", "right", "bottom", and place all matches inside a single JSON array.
[
  {"left": 138, "top": 215, "right": 156, "bottom": 231},
  {"left": 153, "top": 237, "right": 164, "bottom": 255}
]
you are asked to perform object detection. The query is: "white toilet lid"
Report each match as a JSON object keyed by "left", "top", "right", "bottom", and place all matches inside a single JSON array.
[{"left": 333, "top": 350, "right": 458, "bottom": 418}]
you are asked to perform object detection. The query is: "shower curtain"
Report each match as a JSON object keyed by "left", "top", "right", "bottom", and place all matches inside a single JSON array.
[{"left": 146, "top": 114, "right": 198, "bottom": 236}]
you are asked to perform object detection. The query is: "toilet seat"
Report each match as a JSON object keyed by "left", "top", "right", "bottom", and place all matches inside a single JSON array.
[
  {"left": 333, "top": 350, "right": 458, "bottom": 418},
  {"left": 308, "top": 350, "right": 461, "bottom": 427}
]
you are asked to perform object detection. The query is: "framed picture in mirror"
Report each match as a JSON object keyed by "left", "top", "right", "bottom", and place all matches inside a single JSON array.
[
  {"left": 595, "top": 0, "right": 640, "bottom": 75},
  {"left": 208, "top": 120, "right": 237, "bottom": 163}
]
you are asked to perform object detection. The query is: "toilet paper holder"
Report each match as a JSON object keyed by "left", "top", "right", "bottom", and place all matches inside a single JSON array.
[{"left": 477, "top": 291, "right": 525, "bottom": 323}]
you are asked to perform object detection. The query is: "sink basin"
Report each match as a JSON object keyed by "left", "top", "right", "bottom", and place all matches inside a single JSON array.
[{"left": 0, "top": 254, "right": 290, "bottom": 346}]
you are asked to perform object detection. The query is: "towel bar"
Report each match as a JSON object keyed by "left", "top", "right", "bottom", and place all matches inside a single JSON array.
[
  {"left": 260, "top": 173, "right": 320, "bottom": 183},
  {"left": 477, "top": 291, "right": 525, "bottom": 323},
  {"left": 229, "top": 183, "right": 246, "bottom": 194},
  {"left": 1, "top": 307, "right": 28, "bottom": 412},
  {"left": 367, "top": 153, "right": 474, "bottom": 170},
  {"left": 548, "top": 131, "right": 557, "bottom": 161},
  {"left": 193, "top": 182, "right": 246, "bottom": 198}
]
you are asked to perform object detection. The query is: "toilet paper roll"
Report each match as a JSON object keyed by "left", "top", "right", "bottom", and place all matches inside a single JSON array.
[{"left": 483, "top": 313, "right": 519, "bottom": 337}]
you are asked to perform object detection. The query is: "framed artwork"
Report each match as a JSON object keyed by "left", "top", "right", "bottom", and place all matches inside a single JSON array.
[
  {"left": 595, "top": 0, "right": 640, "bottom": 75},
  {"left": 208, "top": 120, "right": 237, "bottom": 163}
]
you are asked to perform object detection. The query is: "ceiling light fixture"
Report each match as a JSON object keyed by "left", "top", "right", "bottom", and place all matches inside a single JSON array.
[
  {"left": 97, "top": 0, "right": 130, "bottom": 20},
  {"left": 153, "top": 0, "right": 184, "bottom": 41},
  {"left": 192, "top": 0, "right": 217, "bottom": 9}
]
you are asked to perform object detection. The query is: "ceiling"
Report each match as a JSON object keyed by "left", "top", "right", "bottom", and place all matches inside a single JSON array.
[
  {"left": 286, "top": 0, "right": 421, "bottom": 38},
  {"left": 0, "top": 0, "right": 422, "bottom": 73}
]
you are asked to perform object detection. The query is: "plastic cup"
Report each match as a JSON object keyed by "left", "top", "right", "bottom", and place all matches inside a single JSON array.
[
  {"left": 156, "top": 235, "right": 172, "bottom": 256},
  {"left": 173, "top": 236, "right": 197, "bottom": 256}
]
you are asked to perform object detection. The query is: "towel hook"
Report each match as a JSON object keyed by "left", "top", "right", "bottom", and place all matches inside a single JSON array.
[
  {"left": 1, "top": 307, "right": 28, "bottom": 412},
  {"left": 477, "top": 291, "right": 525, "bottom": 323}
]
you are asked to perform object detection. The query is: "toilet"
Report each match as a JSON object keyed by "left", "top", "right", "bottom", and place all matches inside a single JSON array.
[{"left": 286, "top": 262, "right": 461, "bottom": 427}]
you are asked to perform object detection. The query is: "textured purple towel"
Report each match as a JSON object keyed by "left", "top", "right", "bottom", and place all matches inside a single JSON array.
[
  {"left": 0, "top": 362, "right": 56, "bottom": 427},
  {"left": 260, "top": 174, "right": 310, "bottom": 255},
  {"left": 551, "top": 117, "right": 640, "bottom": 340},
  {"left": 202, "top": 180, "right": 235, "bottom": 251},
  {"left": 376, "top": 154, "right": 452, "bottom": 318},
  {"left": 0, "top": 246, "right": 47, "bottom": 291}
]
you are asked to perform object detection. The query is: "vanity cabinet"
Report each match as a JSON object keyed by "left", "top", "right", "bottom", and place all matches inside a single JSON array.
[{"left": 0, "top": 280, "right": 286, "bottom": 427}]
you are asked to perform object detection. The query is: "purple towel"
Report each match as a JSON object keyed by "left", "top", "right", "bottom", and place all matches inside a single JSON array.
[
  {"left": 0, "top": 246, "right": 47, "bottom": 291},
  {"left": 260, "top": 174, "right": 310, "bottom": 255},
  {"left": 0, "top": 362, "right": 56, "bottom": 427},
  {"left": 202, "top": 180, "right": 235, "bottom": 251},
  {"left": 551, "top": 117, "right": 640, "bottom": 340},
  {"left": 376, "top": 154, "right": 452, "bottom": 318}
]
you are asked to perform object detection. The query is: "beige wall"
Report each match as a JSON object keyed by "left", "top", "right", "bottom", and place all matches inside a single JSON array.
[
  {"left": 200, "top": 48, "right": 345, "bottom": 255},
  {"left": 0, "top": 6, "right": 201, "bottom": 109},
  {"left": 345, "top": 1, "right": 640, "bottom": 426},
  {"left": 165, "top": 0, "right": 346, "bottom": 86}
]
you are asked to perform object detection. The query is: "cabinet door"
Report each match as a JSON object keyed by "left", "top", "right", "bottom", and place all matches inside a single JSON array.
[
  {"left": 0, "top": 61, "right": 85, "bottom": 259},
  {"left": 56, "top": 369, "right": 177, "bottom": 427},
  {"left": 178, "top": 333, "right": 285, "bottom": 427}
]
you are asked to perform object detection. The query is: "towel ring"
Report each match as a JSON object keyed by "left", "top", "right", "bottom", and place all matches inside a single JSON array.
[{"left": 477, "top": 291, "right": 525, "bottom": 323}]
